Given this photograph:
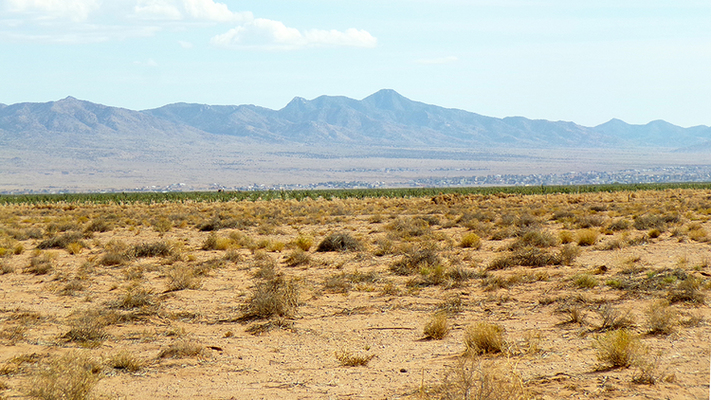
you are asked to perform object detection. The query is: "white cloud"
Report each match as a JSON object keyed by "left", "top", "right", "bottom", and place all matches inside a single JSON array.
[
  {"left": 415, "top": 56, "right": 459, "bottom": 65},
  {"left": 5, "top": 0, "right": 101, "bottom": 21},
  {"left": 2, "top": 0, "right": 375, "bottom": 50},
  {"left": 133, "top": 0, "right": 183, "bottom": 20},
  {"left": 133, "top": 0, "right": 252, "bottom": 22},
  {"left": 211, "top": 19, "right": 377, "bottom": 50},
  {"left": 182, "top": 0, "right": 250, "bottom": 22},
  {"left": 178, "top": 39, "right": 193, "bottom": 48}
]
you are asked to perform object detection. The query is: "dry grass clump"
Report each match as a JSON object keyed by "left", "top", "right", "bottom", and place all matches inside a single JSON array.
[
  {"left": 84, "top": 218, "right": 112, "bottom": 234},
  {"left": 385, "top": 217, "right": 432, "bottom": 239},
  {"left": 572, "top": 274, "right": 598, "bottom": 289},
  {"left": 667, "top": 276, "right": 705, "bottom": 304},
  {"left": 37, "top": 231, "right": 84, "bottom": 250},
  {"left": 316, "top": 232, "right": 361, "bottom": 252},
  {"left": 390, "top": 246, "right": 440, "bottom": 275},
  {"left": 645, "top": 300, "right": 677, "bottom": 335},
  {"left": 509, "top": 230, "right": 558, "bottom": 249},
  {"left": 575, "top": 214, "right": 605, "bottom": 229},
  {"left": 464, "top": 322, "right": 506, "bottom": 355},
  {"left": 418, "top": 358, "right": 527, "bottom": 400},
  {"left": 487, "top": 247, "right": 562, "bottom": 270},
  {"left": 25, "top": 253, "right": 54, "bottom": 275},
  {"left": 608, "top": 219, "right": 631, "bottom": 231},
  {"left": 423, "top": 313, "right": 449, "bottom": 340},
  {"left": 576, "top": 229, "right": 599, "bottom": 246},
  {"left": 284, "top": 249, "right": 311, "bottom": 267},
  {"left": 165, "top": 264, "right": 201, "bottom": 292},
  {"left": 201, "top": 233, "right": 234, "bottom": 250},
  {"left": 597, "top": 305, "right": 635, "bottom": 331},
  {"left": 594, "top": 329, "right": 645, "bottom": 369},
  {"left": 157, "top": 341, "right": 205, "bottom": 359},
  {"left": 115, "top": 284, "right": 156, "bottom": 310},
  {"left": 292, "top": 235, "right": 314, "bottom": 251},
  {"left": 241, "top": 276, "right": 299, "bottom": 320},
  {"left": 63, "top": 309, "right": 111, "bottom": 345},
  {"left": 130, "top": 241, "right": 173, "bottom": 258},
  {"left": 335, "top": 349, "right": 375, "bottom": 367},
  {"left": 459, "top": 233, "right": 482, "bottom": 249},
  {"left": 107, "top": 350, "right": 144, "bottom": 373},
  {"left": 26, "top": 351, "right": 101, "bottom": 400}
]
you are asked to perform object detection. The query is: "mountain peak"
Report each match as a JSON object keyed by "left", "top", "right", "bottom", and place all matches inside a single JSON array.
[{"left": 362, "top": 89, "right": 413, "bottom": 111}]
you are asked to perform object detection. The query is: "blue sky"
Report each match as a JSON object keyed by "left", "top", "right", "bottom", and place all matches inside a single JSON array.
[{"left": 1, "top": 0, "right": 710, "bottom": 127}]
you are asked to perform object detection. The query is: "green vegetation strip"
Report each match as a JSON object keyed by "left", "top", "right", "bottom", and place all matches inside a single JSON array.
[{"left": 1, "top": 182, "right": 710, "bottom": 205}]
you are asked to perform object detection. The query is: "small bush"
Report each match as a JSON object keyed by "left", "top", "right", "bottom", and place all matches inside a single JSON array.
[
  {"left": 99, "top": 252, "right": 128, "bottom": 266},
  {"left": 576, "top": 229, "right": 599, "bottom": 246},
  {"left": 27, "top": 351, "right": 101, "bottom": 400},
  {"left": 598, "top": 305, "right": 635, "bottom": 331},
  {"left": 423, "top": 313, "right": 449, "bottom": 340},
  {"left": 108, "top": 350, "right": 143, "bottom": 372},
  {"left": 417, "top": 358, "right": 527, "bottom": 400},
  {"left": 608, "top": 219, "right": 631, "bottom": 231},
  {"left": 460, "top": 233, "right": 482, "bottom": 249},
  {"left": 65, "top": 242, "right": 84, "bottom": 255},
  {"left": 116, "top": 284, "right": 156, "bottom": 310},
  {"left": 157, "top": 341, "right": 205, "bottom": 359},
  {"left": 385, "top": 217, "right": 431, "bottom": 238},
  {"left": 241, "top": 276, "right": 299, "bottom": 320},
  {"left": 646, "top": 300, "right": 677, "bottom": 335},
  {"left": 573, "top": 274, "right": 598, "bottom": 289},
  {"left": 130, "top": 242, "right": 173, "bottom": 258},
  {"left": 284, "top": 249, "right": 311, "bottom": 267},
  {"left": 25, "top": 254, "right": 53, "bottom": 275},
  {"left": 84, "top": 218, "right": 112, "bottom": 233},
  {"left": 252, "top": 251, "right": 277, "bottom": 280},
  {"left": 634, "top": 215, "right": 665, "bottom": 230},
  {"left": 37, "top": 232, "right": 84, "bottom": 250},
  {"left": 559, "top": 230, "right": 574, "bottom": 244},
  {"left": 335, "top": 349, "right": 375, "bottom": 367},
  {"left": 594, "top": 329, "right": 645, "bottom": 369},
  {"left": 165, "top": 264, "right": 201, "bottom": 292},
  {"left": 390, "top": 246, "right": 440, "bottom": 275},
  {"left": 464, "top": 322, "right": 506, "bottom": 355},
  {"left": 667, "top": 276, "right": 705, "bottom": 304},
  {"left": 201, "top": 233, "right": 233, "bottom": 251},
  {"left": 558, "top": 244, "right": 581, "bottom": 265},
  {"left": 316, "top": 233, "right": 361, "bottom": 252},
  {"left": 292, "top": 235, "right": 314, "bottom": 251},
  {"left": 63, "top": 309, "right": 109, "bottom": 345},
  {"left": 511, "top": 230, "right": 557, "bottom": 249},
  {"left": 488, "top": 247, "right": 561, "bottom": 271}
]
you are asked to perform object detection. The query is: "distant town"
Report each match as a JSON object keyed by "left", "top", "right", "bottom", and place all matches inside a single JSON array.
[{"left": 3, "top": 165, "right": 710, "bottom": 195}]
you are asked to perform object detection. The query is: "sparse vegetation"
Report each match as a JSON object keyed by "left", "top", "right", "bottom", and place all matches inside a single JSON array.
[
  {"left": 0, "top": 186, "right": 707, "bottom": 399},
  {"left": 594, "top": 329, "right": 645, "bottom": 369},
  {"left": 27, "top": 351, "right": 101, "bottom": 400},
  {"left": 464, "top": 322, "right": 506, "bottom": 355},
  {"left": 316, "top": 232, "right": 361, "bottom": 252},
  {"left": 335, "top": 349, "right": 375, "bottom": 367}
]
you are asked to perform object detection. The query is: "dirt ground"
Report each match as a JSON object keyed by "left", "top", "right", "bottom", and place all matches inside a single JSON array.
[{"left": 0, "top": 189, "right": 709, "bottom": 399}]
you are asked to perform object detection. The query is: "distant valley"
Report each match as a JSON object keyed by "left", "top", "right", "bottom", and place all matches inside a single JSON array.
[{"left": 1, "top": 90, "right": 710, "bottom": 193}]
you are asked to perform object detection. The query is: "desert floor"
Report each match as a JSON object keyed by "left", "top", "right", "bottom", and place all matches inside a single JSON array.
[{"left": 0, "top": 189, "right": 710, "bottom": 399}]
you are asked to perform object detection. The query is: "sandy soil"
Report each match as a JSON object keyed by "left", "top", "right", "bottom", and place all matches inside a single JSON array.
[{"left": 0, "top": 189, "right": 709, "bottom": 399}]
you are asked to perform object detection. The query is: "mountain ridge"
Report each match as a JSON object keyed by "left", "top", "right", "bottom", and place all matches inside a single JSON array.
[{"left": 1, "top": 89, "right": 710, "bottom": 150}]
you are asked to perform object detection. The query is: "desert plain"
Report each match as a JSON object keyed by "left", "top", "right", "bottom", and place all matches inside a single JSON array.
[{"left": 0, "top": 188, "right": 709, "bottom": 399}]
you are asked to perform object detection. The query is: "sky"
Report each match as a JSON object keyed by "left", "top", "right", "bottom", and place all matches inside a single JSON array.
[{"left": 1, "top": 0, "right": 710, "bottom": 128}]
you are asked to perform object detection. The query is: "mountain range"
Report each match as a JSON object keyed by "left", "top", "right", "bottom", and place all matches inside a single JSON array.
[{"left": 2, "top": 89, "right": 710, "bottom": 150}]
